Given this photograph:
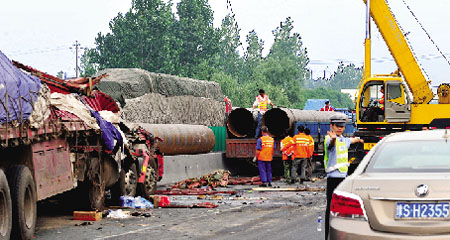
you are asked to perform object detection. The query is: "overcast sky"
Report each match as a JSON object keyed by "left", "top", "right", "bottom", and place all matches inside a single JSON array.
[{"left": 1, "top": 0, "right": 450, "bottom": 86}]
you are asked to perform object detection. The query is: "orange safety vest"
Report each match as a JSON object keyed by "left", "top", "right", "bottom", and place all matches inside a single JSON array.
[
  {"left": 293, "top": 133, "right": 309, "bottom": 158},
  {"left": 258, "top": 135, "right": 275, "bottom": 161},
  {"left": 306, "top": 135, "right": 314, "bottom": 158},
  {"left": 281, "top": 136, "right": 295, "bottom": 160},
  {"left": 380, "top": 94, "right": 385, "bottom": 110},
  {"left": 256, "top": 95, "right": 269, "bottom": 112}
]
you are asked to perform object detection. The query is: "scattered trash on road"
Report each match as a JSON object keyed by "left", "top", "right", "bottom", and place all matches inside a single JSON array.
[
  {"left": 73, "top": 211, "right": 102, "bottom": 221},
  {"left": 171, "top": 170, "right": 231, "bottom": 189},
  {"left": 120, "top": 196, "right": 154, "bottom": 209},
  {"left": 107, "top": 209, "right": 131, "bottom": 219}
]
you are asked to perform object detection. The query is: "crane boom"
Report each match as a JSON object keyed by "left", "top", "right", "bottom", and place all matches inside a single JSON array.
[{"left": 364, "top": 0, "right": 434, "bottom": 104}]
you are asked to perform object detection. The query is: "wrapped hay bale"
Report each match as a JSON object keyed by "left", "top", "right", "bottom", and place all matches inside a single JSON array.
[
  {"left": 123, "top": 93, "right": 225, "bottom": 127},
  {"left": 95, "top": 68, "right": 224, "bottom": 103}
]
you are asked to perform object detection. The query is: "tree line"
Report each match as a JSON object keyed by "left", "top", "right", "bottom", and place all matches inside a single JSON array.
[{"left": 81, "top": 0, "right": 362, "bottom": 109}]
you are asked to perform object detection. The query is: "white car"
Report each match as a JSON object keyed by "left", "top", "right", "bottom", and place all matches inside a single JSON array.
[{"left": 330, "top": 129, "right": 450, "bottom": 239}]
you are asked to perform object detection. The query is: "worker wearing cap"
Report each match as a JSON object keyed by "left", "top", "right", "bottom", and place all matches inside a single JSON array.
[
  {"left": 254, "top": 126, "right": 276, "bottom": 187},
  {"left": 253, "top": 89, "right": 275, "bottom": 138},
  {"left": 280, "top": 131, "right": 295, "bottom": 182},
  {"left": 324, "top": 114, "right": 364, "bottom": 239},
  {"left": 320, "top": 101, "right": 334, "bottom": 111}
]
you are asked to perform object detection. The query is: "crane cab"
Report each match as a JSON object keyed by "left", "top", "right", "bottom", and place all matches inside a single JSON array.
[{"left": 357, "top": 76, "right": 411, "bottom": 125}]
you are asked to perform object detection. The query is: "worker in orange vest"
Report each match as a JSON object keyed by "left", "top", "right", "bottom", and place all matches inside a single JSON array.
[
  {"left": 280, "top": 131, "right": 295, "bottom": 183},
  {"left": 253, "top": 89, "right": 275, "bottom": 138},
  {"left": 291, "top": 125, "right": 309, "bottom": 184},
  {"left": 254, "top": 126, "right": 276, "bottom": 187},
  {"left": 305, "top": 128, "right": 315, "bottom": 180}
]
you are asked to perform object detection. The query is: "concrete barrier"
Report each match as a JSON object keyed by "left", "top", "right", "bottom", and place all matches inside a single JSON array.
[{"left": 159, "top": 152, "right": 227, "bottom": 185}]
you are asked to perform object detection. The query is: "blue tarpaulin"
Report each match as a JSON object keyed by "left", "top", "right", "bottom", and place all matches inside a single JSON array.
[
  {"left": 89, "top": 109, "right": 123, "bottom": 151},
  {"left": 0, "top": 51, "right": 41, "bottom": 124}
]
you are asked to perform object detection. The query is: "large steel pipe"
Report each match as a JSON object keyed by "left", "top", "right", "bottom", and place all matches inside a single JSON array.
[
  {"left": 138, "top": 124, "right": 215, "bottom": 155},
  {"left": 227, "top": 108, "right": 256, "bottom": 137},
  {"left": 262, "top": 108, "right": 348, "bottom": 137}
]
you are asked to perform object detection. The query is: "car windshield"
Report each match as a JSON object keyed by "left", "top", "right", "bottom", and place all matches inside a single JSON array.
[{"left": 366, "top": 140, "right": 450, "bottom": 172}]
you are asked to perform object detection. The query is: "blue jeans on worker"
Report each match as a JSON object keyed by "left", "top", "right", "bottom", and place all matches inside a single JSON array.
[
  {"left": 255, "top": 112, "right": 262, "bottom": 138},
  {"left": 258, "top": 160, "right": 272, "bottom": 183}
]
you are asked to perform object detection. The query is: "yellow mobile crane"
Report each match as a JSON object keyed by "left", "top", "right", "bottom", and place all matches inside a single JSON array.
[{"left": 355, "top": 0, "right": 450, "bottom": 152}]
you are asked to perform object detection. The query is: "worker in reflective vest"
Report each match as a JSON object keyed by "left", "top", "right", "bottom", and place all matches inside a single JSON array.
[
  {"left": 320, "top": 101, "right": 334, "bottom": 111},
  {"left": 280, "top": 131, "right": 295, "bottom": 183},
  {"left": 291, "top": 125, "right": 309, "bottom": 185},
  {"left": 304, "top": 128, "right": 315, "bottom": 181},
  {"left": 255, "top": 126, "right": 275, "bottom": 187},
  {"left": 252, "top": 89, "right": 275, "bottom": 138},
  {"left": 305, "top": 128, "right": 314, "bottom": 159},
  {"left": 324, "top": 114, "right": 364, "bottom": 239}
]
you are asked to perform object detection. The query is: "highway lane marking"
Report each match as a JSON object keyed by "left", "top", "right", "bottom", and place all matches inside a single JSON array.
[
  {"left": 93, "top": 206, "right": 245, "bottom": 239},
  {"left": 94, "top": 224, "right": 163, "bottom": 240}
]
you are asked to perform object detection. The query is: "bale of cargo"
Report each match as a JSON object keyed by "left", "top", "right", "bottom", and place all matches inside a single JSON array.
[
  {"left": 138, "top": 124, "right": 215, "bottom": 155},
  {"left": 122, "top": 93, "right": 225, "bottom": 127},
  {"left": 95, "top": 68, "right": 224, "bottom": 104}
]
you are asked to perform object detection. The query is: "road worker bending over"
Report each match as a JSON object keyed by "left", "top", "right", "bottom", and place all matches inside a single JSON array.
[
  {"left": 254, "top": 126, "right": 276, "bottom": 187},
  {"left": 324, "top": 114, "right": 364, "bottom": 239},
  {"left": 280, "top": 131, "right": 295, "bottom": 183}
]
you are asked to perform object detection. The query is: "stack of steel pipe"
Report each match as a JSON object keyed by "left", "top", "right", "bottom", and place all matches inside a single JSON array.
[
  {"left": 227, "top": 108, "right": 348, "bottom": 138},
  {"left": 138, "top": 123, "right": 215, "bottom": 155}
]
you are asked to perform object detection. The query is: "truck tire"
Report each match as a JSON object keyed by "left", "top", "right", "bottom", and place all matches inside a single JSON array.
[
  {"left": 7, "top": 165, "right": 36, "bottom": 240},
  {"left": 110, "top": 162, "right": 138, "bottom": 204},
  {"left": 122, "top": 163, "right": 138, "bottom": 197},
  {"left": 0, "top": 169, "right": 12, "bottom": 240},
  {"left": 138, "top": 158, "right": 158, "bottom": 199}
]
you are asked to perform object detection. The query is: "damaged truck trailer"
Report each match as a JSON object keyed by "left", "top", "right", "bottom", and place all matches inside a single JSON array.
[{"left": 0, "top": 51, "right": 163, "bottom": 240}]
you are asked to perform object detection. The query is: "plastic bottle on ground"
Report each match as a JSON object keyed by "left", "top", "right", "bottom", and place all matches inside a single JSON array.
[{"left": 317, "top": 214, "right": 322, "bottom": 232}]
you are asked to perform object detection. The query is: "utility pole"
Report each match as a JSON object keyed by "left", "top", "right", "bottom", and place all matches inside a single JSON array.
[{"left": 71, "top": 40, "right": 83, "bottom": 78}]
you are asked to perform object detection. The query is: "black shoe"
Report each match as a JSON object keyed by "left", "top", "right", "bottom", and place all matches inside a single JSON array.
[
  {"left": 259, "top": 183, "right": 267, "bottom": 187},
  {"left": 289, "top": 180, "right": 295, "bottom": 185},
  {"left": 268, "top": 183, "right": 273, "bottom": 187}
]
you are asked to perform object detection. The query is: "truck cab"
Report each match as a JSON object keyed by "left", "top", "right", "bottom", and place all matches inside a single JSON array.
[{"left": 357, "top": 76, "right": 411, "bottom": 124}]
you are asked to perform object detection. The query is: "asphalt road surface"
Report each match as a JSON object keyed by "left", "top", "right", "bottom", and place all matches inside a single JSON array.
[{"left": 35, "top": 179, "right": 327, "bottom": 240}]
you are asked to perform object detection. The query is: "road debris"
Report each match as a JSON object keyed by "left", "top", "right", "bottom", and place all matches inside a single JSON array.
[
  {"left": 252, "top": 186, "right": 325, "bottom": 192},
  {"left": 171, "top": 170, "right": 231, "bottom": 189},
  {"left": 107, "top": 209, "right": 131, "bottom": 219},
  {"left": 155, "top": 188, "right": 236, "bottom": 196},
  {"left": 73, "top": 211, "right": 102, "bottom": 221},
  {"left": 120, "top": 196, "right": 154, "bottom": 209}
]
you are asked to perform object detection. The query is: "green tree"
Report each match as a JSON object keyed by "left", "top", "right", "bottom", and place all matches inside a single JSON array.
[
  {"left": 304, "top": 63, "right": 363, "bottom": 90},
  {"left": 175, "top": 0, "right": 218, "bottom": 77},
  {"left": 80, "top": 48, "right": 98, "bottom": 77},
  {"left": 56, "top": 71, "right": 64, "bottom": 79},
  {"left": 243, "top": 30, "right": 264, "bottom": 82},
  {"left": 88, "top": 0, "right": 179, "bottom": 74}
]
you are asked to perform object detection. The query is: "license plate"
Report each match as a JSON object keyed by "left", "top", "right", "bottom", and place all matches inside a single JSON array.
[{"left": 395, "top": 202, "right": 449, "bottom": 219}]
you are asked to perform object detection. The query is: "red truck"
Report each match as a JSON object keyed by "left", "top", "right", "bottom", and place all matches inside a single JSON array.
[{"left": 0, "top": 53, "right": 163, "bottom": 239}]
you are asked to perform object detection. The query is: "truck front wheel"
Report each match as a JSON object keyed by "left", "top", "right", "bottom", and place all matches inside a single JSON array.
[
  {"left": 0, "top": 169, "right": 12, "bottom": 240},
  {"left": 7, "top": 165, "right": 36, "bottom": 240}
]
